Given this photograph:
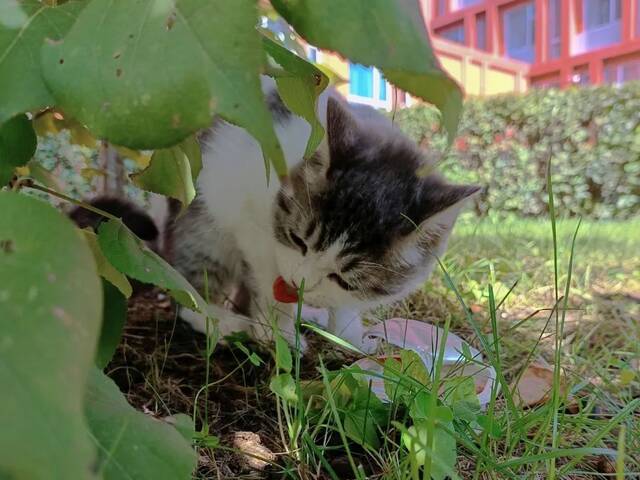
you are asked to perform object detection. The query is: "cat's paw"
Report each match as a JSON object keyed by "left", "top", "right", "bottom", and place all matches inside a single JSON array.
[{"left": 299, "top": 305, "right": 329, "bottom": 328}]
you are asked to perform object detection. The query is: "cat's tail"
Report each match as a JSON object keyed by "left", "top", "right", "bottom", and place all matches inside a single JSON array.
[{"left": 69, "top": 196, "right": 159, "bottom": 246}]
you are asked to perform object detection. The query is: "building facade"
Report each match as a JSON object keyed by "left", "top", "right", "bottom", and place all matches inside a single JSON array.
[{"left": 429, "top": 0, "right": 640, "bottom": 88}]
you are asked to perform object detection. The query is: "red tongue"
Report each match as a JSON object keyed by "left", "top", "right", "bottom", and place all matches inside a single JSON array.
[{"left": 273, "top": 276, "right": 298, "bottom": 303}]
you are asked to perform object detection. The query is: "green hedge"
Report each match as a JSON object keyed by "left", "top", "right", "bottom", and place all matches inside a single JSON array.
[{"left": 394, "top": 82, "right": 640, "bottom": 220}]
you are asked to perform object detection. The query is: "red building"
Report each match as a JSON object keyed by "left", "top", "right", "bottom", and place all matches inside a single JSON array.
[{"left": 427, "top": 0, "right": 640, "bottom": 88}]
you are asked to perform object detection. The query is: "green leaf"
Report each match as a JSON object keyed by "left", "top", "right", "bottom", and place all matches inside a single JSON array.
[
  {"left": 383, "top": 350, "right": 430, "bottom": 404},
  {"left": 402, "top": 420, "right": 457, "bottom": 480},
  {"left": 0, "top": 0, "right": 84, "bottom": 124},
  {"left": 0, "top": 191, "right": 101, "bottom": 479},
  {"left": 85, "top": 368, "right": 197, "bottom": 479},
  {"left": 166, "top": 413, "right": 196, "bottom": 444},
  {"left": 233, "top": 341, "right": 264, "bottom": 367},
  {"left": 476, "top": 415, "right": 503, "bottom": 439},
  {"left": 400, "top": 349, "right": 430, "bottom": 386},
  {"left": 342, "top": 374, "right": 388, "bottom": 450},
  {"left": 96, "top": 280, "right": 127, "bottom": 369},
  {"left": 270, "top": 0, "right": 462, "bottom": 142},
  {"left": 97, "top": 218, "right": 207, "bottom": 312},
  {"left": 178, "top": 135, "right": 202, "bottom": 183},
  {"left": 262, "top": 36, "right": 328, "bottom": 157},
  {"left": 83, "top": 229, "right": 132, "bottom": 298},
  {"left": 24, "top": 159, "right": 64, "bottom": 190},
  {"left": 442, "top": 376, "right": 481, "bottom": 423},
  {"left": 275, "top": 331, "right": 293, "bottom": 373},
  {"left": 344, "top": 408, "right": 380, "bottom": 450},
  {"left": 302, "top": 322, "right": 364, "bottom": 354},
  {"left": 0, "top": 114, "right": 37, "bottom": 184},
  {"left": 131, "top": 144, "right": 196, "bottom": 210},
  {"left": 42, "top": 0, "right": 286, "bottom": 175},
  {"left": 270, "top": 372, "right": 298, "bottom": 403}
]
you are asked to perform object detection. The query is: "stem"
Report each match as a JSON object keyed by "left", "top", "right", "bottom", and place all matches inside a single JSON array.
[{"left": 25, "top": 183, "right": 120, "bottom": 222}]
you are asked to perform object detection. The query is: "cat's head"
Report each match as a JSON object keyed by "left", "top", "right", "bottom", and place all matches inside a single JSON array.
[{"left": 273, "top": 97, "right": 480, "bottom": 310}]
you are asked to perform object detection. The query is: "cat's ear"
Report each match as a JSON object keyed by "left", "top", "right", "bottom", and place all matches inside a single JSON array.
[
  {"left": 414, "top": 181, "right": 481, "bottom": 245},
  {"left": 326, "top": 97, "right": 360, "bottom": 162}
]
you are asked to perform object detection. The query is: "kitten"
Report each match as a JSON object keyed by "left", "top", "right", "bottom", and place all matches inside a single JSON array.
[{"left": 169, "top": 78, "right": 479, "bottom": 352}]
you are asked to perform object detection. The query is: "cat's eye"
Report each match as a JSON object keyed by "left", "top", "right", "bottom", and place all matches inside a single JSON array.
[
  {"left": 327, "top": 273, "right": 355, "bottom": 291},
  {"left": 289, "top": 231, "right": 307, "bottom": 255}
]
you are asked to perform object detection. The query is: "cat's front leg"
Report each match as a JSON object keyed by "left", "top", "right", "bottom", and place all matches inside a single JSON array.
[
  {"left": 327, "top": 308, "right": 378, "bottom": 354},
  {"left": 179, "top": 303, "right": 255, "bottom": 340}
]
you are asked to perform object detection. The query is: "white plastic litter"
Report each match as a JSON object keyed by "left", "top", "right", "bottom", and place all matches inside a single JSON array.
[{"left": 353, "top": 318, "right": 498, "bottom": 409}]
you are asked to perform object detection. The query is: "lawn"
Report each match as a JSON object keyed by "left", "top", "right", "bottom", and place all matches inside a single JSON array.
[{"left": 108, "top": 215, "right": 640, "bottom": 479}]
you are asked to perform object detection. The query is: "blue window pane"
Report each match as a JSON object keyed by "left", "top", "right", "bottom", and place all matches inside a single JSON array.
[
  {"left": 439, "top": 24, "right": 465, "bottom": 44},
  {"left": 548, "top": 0, "right": 561, "bottom": 59},
  {"left": 379, "top": 76, "right": 387, "bottom": 101},
  {"left": 504, "top": 2, "right": 535, "bottom": 62},
  {"left": 349, "top": 63, "right": 373, "bottom": 97},
  {"left": 476, "top": 13, "right": 487, "bottom": 50}
]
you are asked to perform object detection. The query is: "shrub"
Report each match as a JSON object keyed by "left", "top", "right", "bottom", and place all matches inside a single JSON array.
[{"left": 395, "top": 82, "right": 640, "bottom": 220}]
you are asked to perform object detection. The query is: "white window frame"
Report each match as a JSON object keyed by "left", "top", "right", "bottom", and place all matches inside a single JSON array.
[
  {"left": 305, "top": 45, "right": 322, "bottom": 63},
  {"left": 347, "top": 66, "right": 392, "bottom": 111}
]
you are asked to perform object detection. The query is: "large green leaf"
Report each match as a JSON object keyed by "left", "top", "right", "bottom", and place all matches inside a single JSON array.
[
  {"left": 83, "top": 229, "right": 132, "bottom": 298},
  {"left": 130, "top": 137, "right": 200, "bottom": 210},
  {"left": 262, "top": 36, "right": 328, "bottom": 157},
  {"left": 85, "top": 368, "right": 197, "bottom": 479},
  {"left": 270, "top": 0, "right": 463, "bottom": 141},
  {"left": 0, "top": 114, "right": 37, "bottom": 184},
  {"left": 97, "top": 218, "right": 207, "bottom": 312},
  {"left": 402, "top": 420, "right": 457, "bottom": 480},
  {"left": 41, "top": 0, "right": 287, "bottom": 174},
  {"left": 96, "top": 280, "right": 127, "bottom": 369},
  {"left": 0, "top": 0, "right": 84, "bottom": 125},
  {"left": 0, "top": 192, "right": 101, "bottom": 479}
]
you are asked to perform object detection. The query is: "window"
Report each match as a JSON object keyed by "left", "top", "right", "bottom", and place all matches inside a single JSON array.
[
  {"left": 348, "top": 63, "right": 390, "bottom": 109},
  {"left": 476, "top": 13, "right": 487, "bottom": 50},
  {"left": 349, "top": 64, "right": 373, "bottom": 98},
  {"left": 437, "top": 0, "right": 447, "bottom": 16},
  {"left": 437, "top": 23, "right": 465, "bottom": 44},
  {"left": 573, "top": 0, "right": 621, "bottom": 53},
  {"left": 604, "top": 57, "right": 640, "bottom": 85},
  {"left": 531, "top": 74, "right": 561, "bottom": 88},
  {"left": 548, "top": 0, "right": 561, "bottom": 59},
  {"left": 503, "top": 2, "right": 536, "bottom": 63},
  {"left": 585, "top": 0, "right": 620, "bottom": 29},
  {"left": 307, "top": 46, "right": 318, "bottom": 63},
  {"left": 379, "top": 77, "right": 387, "bottom": 101},
  {"left": 453, "top": 0, "right": 482, "bottom": 9}
]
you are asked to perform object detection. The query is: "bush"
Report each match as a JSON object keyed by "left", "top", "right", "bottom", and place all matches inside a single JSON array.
[{"left": 395, "top": 82, "right": 640, "bottom": 220}]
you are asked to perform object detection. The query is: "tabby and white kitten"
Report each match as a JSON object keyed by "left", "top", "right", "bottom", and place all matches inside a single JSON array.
[{"left": 170, "top": 77, "right": 479, "bottom": 352}]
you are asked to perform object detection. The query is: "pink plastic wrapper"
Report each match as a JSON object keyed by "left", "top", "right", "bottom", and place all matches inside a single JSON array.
[{"left": 353, "top": 318, "right": 497, "bottom": 409}]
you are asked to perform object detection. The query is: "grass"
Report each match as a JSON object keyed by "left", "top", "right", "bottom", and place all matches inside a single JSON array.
[{"left": 107, "top": 214, "right": 640, "bottom": 479}]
